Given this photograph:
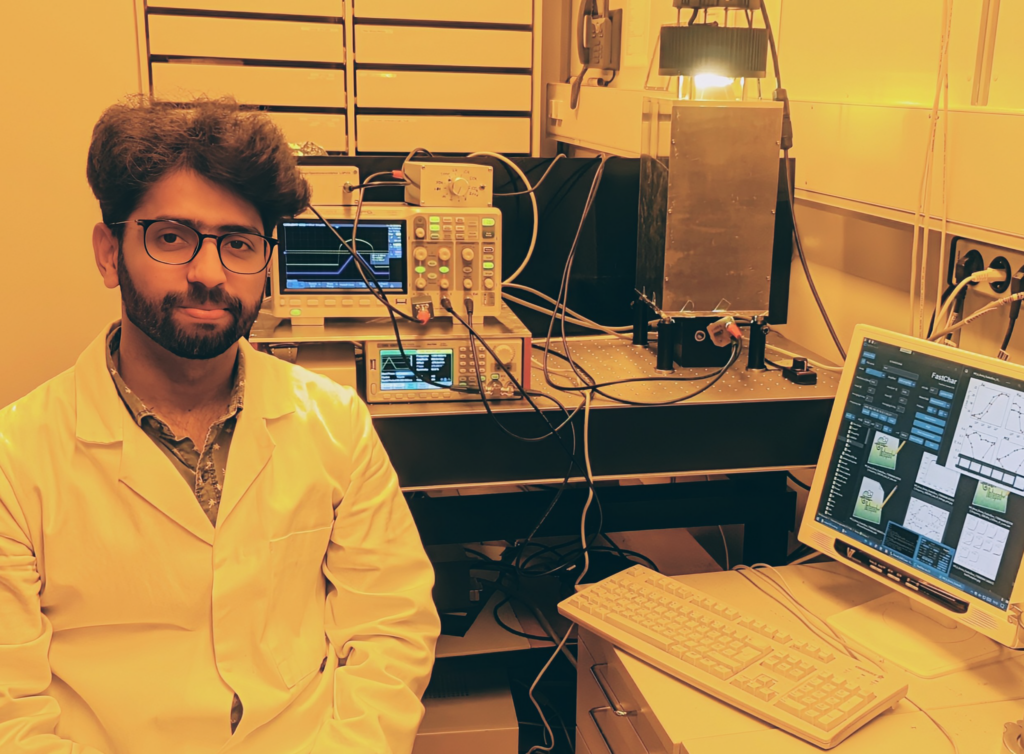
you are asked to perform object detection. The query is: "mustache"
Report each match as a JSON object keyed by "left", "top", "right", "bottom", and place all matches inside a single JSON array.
[{"left": 162, "top": 283, "right": 244, "bottom": 316}]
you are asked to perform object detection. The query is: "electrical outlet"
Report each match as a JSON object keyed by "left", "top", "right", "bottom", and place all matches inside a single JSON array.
[{"left": 950, "top": 238, "right": 1024, "bottom": 299}]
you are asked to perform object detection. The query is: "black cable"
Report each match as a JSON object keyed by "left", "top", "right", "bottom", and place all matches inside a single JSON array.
[
  {"left": 494, "top": 155, "right": 567, "bottom": 196},
  {"left": 308, "top": 190, "right": 469, "bottom": 393},
  {"left": 786, "top": 471, "right": 811, "bottom": 491},
  {"left": 443, "top": 298, "right": 622, "bottom": 574},
  {"left": 759, "top": 4, "right": 846, "bottom": 361},
  {"left": 492, "top": 597, "right": 553, "bottom": 642}
]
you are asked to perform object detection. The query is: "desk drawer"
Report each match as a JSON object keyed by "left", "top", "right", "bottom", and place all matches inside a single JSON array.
[
  {"left": 356, "top": 70, "right": 530, "bottom": 111},
  {"left": 152, "top": 62, "right": 345, "bottom": 108},
  {"left": 578, "top": 631, "right": 674, "bottom": 754},
  {"left": 266, "top": 111, "right": 347, "bottom": 152},
  {"left": 357, "top": 115, "right": 529, "bottom": 153},
  {"left": 353, "top": 0, "right": 532, "bottom": 25},
  {"left": 149, "top": 15, "right": 344, "bottom": 64},
  {"left": 149, "top": 0, "right": 343, "bottom": 16},
  {"left": 578, "top": 634, "right": 662, "bottom": 754},
  {"left": 354, "top": 26, "right": 532, "bottom": 68},
  {"left": 576, "top": 727, "right": 594, "bottom": 754}
]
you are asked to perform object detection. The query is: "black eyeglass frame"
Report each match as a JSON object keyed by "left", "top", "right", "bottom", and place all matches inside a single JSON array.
[{"left": 107, "top": 218, "right": 279, "bottom": 275}]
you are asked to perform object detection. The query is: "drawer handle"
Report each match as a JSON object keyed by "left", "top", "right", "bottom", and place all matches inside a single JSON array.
[
  {"left": 590, "top": 663, "right": 635, "bottom": 717},
  {"left": 589, "top": 706, "right": 652, "bottom": 754}
]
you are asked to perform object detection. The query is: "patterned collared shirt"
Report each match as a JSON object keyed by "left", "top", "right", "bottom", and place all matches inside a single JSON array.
[{"left": 105, "top": 324, "right": 247, "bottom": 732}]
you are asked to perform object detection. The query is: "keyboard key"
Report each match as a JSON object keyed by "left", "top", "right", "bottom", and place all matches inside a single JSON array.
[{"left": 606, "top": 614, "right": 673, "bottom": 651}]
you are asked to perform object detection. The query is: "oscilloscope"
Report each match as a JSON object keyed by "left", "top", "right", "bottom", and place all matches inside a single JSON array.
[{"left": 269, "top": 204, "right": 502, "bottom": 325}]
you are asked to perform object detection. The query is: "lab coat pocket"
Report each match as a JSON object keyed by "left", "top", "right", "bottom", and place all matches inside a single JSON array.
[{"left": 267, "top": 524, "right": 333, "bottom": 688}]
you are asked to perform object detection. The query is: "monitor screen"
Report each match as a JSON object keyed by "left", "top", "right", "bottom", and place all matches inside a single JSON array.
[
  {"left": 379, "top": 349, "right": 453, "bottom": 391},
  {"left": 278, "top": 219, "right": 406, "bottom": 294},
  {"left": 814, "top": 337, "right": 1024, "bottom": 610}
]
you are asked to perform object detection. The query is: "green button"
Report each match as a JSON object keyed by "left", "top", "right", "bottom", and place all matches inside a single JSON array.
[
  {"left": 483, "top": 262, "right": 495, "bottom": 269},
  {"left": 491, "top": 373, "right": 501, "bottom": 381},
  {"left": 429, "top": 216, "right": 440, "bottom": 223},
  {"left": 482, "top": 218, "right": 496, "bottom": 226},
  {"left": 415, "top": 266, "right": 426, "bottom": 273},
  {"left": 439, "top": 266, "right": 450, "bottom": 273},
  {"left": 290, "top": 308, "right": 302, "bottom": 316},
  {"left": 430, "top": 224, "right": 441, "bottom": 231}
]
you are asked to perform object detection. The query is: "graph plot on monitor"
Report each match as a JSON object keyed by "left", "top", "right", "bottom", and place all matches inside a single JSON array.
[{"left": 946, "top": 377, "right": 1024, "bottom": 493}]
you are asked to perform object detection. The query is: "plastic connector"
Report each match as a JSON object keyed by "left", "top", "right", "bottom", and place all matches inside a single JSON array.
[
  {"left": 411, "top": 294, "right": 434, "bottom": 324},
  {"left": 707, "top": 316, "right": 740, "bottom": 347},
  {"left": 974, "top": 268, "right": 1008, "bottom": 286}
]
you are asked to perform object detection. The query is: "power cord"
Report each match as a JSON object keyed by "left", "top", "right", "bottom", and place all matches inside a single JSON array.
[
  {"left": 999, "top": 268, "right": 1024, "bottom": 360},
  {"left": 734, "top": 564, "right": 959, "bottom": 753}
]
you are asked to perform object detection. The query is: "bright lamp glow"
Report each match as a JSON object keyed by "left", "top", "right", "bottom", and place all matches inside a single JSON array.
[{"left": 694, "top": 74, "right": 735, "bottom": 89}]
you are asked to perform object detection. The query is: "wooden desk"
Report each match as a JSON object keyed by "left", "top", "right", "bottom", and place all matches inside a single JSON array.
[{"left": 576, "top": 562, "right": 1024, "bottom": 753}]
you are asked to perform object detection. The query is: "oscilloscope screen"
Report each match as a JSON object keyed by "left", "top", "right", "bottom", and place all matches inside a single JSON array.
[{"left": 278, "top": 220, "right": 406, "bottom": 293}]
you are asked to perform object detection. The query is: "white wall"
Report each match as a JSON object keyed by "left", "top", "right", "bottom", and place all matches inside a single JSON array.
[{"left": 0, "top": 1, "right": 140, "bottom": 407}]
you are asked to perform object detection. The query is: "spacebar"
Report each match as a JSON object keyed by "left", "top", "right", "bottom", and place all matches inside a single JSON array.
[{"left": 605, "top": 614, "right": 673, "bottom": 651}]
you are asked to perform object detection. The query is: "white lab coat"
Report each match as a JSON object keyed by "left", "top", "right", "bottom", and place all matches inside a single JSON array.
[{"left": 0, "top": 324, "right": 440, "bottom": 753}]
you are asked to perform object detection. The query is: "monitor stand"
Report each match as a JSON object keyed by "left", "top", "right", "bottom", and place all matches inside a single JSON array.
[{"left": 827, "top": 592, "right": 1007, "bottom": 678}]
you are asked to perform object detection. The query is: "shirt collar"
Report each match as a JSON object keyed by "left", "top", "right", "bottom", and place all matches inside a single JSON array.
[{"left": 105, "top": 324, "right": 246, "bottom": 430}]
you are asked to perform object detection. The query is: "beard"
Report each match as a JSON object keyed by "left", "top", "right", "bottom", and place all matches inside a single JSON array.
[{"left": 117, "top": 248, "right": 261, "bottom": 360}]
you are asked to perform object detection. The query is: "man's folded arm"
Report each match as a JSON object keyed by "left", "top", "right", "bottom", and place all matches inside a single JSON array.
[
  {"left": 312, "top": 398, "right": 441, "bottom": 754},
  {"left": 0, "top": 467, "right": 106, "bottom": 754}
]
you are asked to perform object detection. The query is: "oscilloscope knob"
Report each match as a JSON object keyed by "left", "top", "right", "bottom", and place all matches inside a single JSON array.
[
  {"left": 438, "top": 247, "right": 452, "bottom": 261},
  {"left": 449, "top": 177, "right": 470, "bottom": 198},
  {"left": 494, "top": 344, "right": 515, "bottom": 366},
  {"left": 484, "top": 278, "right": 495, "bottom": 290},
  {"left": 414, "top": 246, "right": 428, "bottom": 261},
  {"left": 463, "top": 279, "right": 473, "bottom": 290},
  {"left": 415, "top": 278, "right": 427, "bottom": 290},
  {"left": 461, "top": 248, "right": 475, "bottom": 262},
  {"left": 440, "top": 279, "right": 450, "bottom": 290},
  {"left": 414, "top": 227, "right": 426, "bottom": 239}
]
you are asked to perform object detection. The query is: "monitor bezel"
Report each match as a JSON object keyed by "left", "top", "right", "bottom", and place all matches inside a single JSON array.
[{"left": 798, "top": 324, "right": 1024, "bottom": 647}]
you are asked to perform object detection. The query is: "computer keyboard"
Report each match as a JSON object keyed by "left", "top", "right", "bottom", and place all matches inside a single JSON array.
[{"left": 559, "top": 565, "right": 907, "bottom": 749}]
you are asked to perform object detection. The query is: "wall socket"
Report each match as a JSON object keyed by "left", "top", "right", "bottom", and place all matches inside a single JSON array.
[{"left": 950, "top": 237, "right": 1023, "bottom": 300}]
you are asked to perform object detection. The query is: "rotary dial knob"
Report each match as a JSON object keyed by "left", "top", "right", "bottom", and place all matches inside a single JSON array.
[
  {"left": 494, "top": 344, "right": 515, "bottom": 366},
  {"left": 449, "top": 176, "right": 470, "bottom": 198}
]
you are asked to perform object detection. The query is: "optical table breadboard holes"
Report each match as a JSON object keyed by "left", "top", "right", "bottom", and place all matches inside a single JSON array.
[{"left": 537, "top": 338, "right": 841, "bottom": 406}]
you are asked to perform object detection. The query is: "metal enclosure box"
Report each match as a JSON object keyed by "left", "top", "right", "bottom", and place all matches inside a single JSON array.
[{"left": 637, "top": 99, "right": 783, "bottom": 316}]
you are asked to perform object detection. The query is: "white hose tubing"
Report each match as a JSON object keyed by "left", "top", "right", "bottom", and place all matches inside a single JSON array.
[{"left": 466, "top": 152, "right": 538, "bottom": 286}]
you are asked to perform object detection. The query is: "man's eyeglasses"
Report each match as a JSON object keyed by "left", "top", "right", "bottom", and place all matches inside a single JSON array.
[{"left": 108, "top": 219, "right": 278, "bottom": 275}]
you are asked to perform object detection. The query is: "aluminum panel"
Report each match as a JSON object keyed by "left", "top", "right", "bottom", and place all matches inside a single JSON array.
[{"left": 660, "top": 101, "right": 782, "bottom": 315}]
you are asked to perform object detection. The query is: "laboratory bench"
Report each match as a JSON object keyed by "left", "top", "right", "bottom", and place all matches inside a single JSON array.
[{"left": 372, "top": 333, "right": 841, "bottom": 566}]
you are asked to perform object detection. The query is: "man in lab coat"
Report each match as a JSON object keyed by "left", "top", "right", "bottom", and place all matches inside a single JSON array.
[{"left": 0, "top": 97, "right": 441, "bottom": 753}]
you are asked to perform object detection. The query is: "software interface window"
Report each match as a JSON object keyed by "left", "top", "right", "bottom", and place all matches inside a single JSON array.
[{"left": 816, "top": 338, "right": 1024, "bottom": 610}]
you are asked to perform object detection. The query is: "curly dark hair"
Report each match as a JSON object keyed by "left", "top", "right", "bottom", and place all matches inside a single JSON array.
[{"left": 86, "top": 96, "right": 310, "bottom": 237}]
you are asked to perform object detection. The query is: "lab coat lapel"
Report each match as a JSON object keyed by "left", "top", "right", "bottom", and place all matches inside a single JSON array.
[
  {"left": 119, "top": 417, "right": 216, "bottom": 545},
  {"left": 216, "top": 340, "right": 294, "bottom": 527},
  {"left": 74, "top": 322, "right": 217, "bottom": 545}
]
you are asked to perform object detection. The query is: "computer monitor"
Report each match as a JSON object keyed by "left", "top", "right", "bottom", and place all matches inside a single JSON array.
[{"left": 798, "top": 325, "right": 1024, "bottom": 677}]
